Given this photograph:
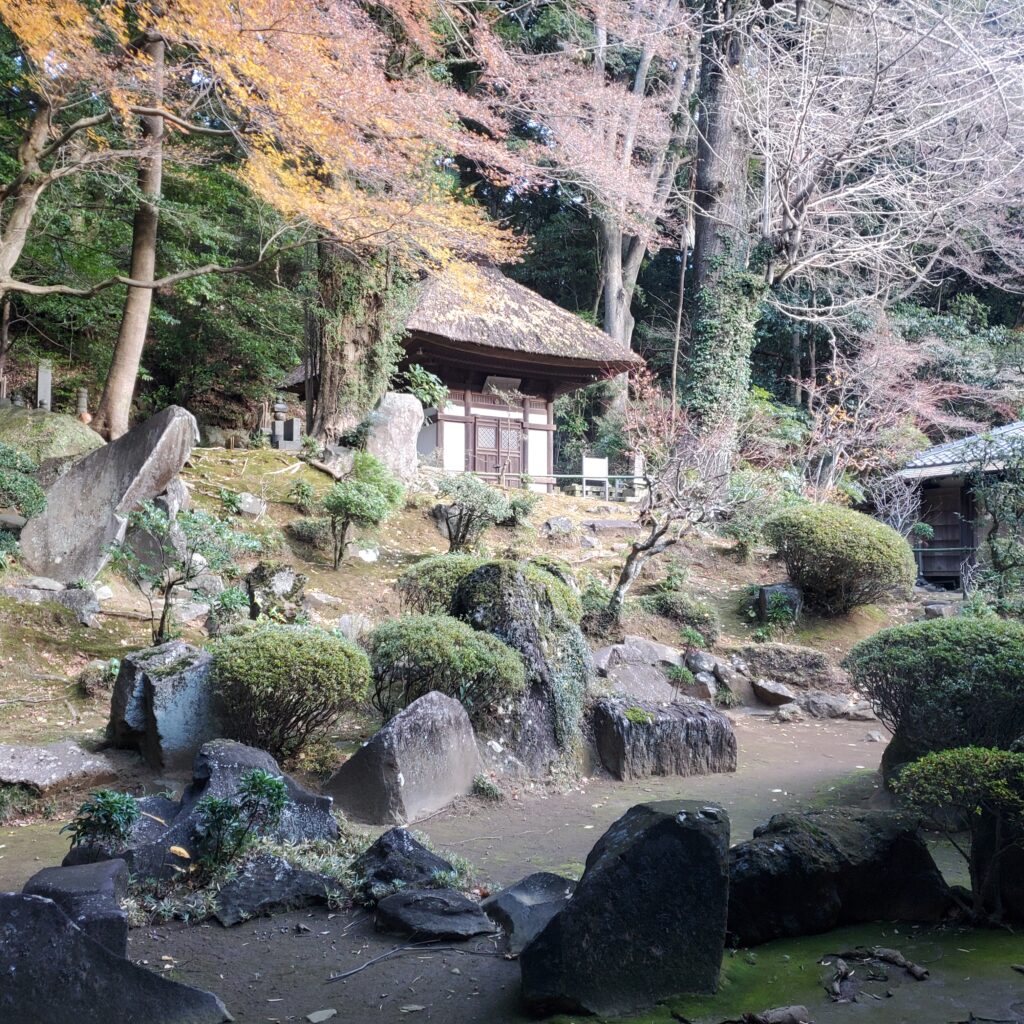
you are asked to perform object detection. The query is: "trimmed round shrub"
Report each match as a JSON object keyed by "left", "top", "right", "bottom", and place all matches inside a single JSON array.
[
  {"left": 765, "top": 504, "right": 915, "bottom": 615},
  {"left": 365, "top": 614, "right": 526, "bottom": 725},
  {"left": 846, "top": 617, "right": 1024, "bottom": 759},
  {"left": 397, "top": 553, "right": 486, "bottom": 614},
  {"left": 642, "top": 591, "right": 721, "bottom": 644},
  {"left": 210, "top": 623, "right": 370, "bottom": 759}
]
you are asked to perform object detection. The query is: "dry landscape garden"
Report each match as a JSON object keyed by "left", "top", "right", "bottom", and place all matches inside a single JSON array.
[{"left": 1, "top": 1, "right": 1024, "bottom": 1023}]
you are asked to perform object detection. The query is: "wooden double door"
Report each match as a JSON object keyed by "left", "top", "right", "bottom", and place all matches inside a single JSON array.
[{"left": 470, "top": 416, "right": 524, "bottom": 480}]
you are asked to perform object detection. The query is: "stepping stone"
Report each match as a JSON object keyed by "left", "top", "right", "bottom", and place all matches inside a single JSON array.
[
  {"left": 0, "top": 740, "right": 118, "bottom": 794},
  {"left": 375, "top": 888, "right": 493, "bottom": 940}
]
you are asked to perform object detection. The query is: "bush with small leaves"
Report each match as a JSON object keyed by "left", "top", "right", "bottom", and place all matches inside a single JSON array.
[
  {"left": 210, "top": 623, "right": 370, "bottom": 759},
  {"left": 287, "top": 515, "right": 332, "bottom": 551},
  {"left": 322, "top": 453, "right": 403, "bottom": 568},
  {"left": 0, "top": 441, "right": 45, "bottom": 520},
  {"left": 365, "top": 614, "right": 526, "bottom": 725},
  {"left": 666, "top": 665, "right": 696, "bottom": 687},
  {"left": 472, "top": 773, "right": 503, "bottom": 801},
  {"left": 765, "top": 503, "right": 916, "bottom": 615},
  {"left": 894, "top": 747, "right": 1024, "bottom": 919},
  {"left": 396, "top": 553, "right": 486, "bottom": 614},
  {"left": 0, "top": 529, "right": 18, "bottom": 571},
  {"left": 845, "top": 617, "right": 1024, "bottom": 761},
  {"left": 436, "top": 474, "right": 513, "bottom": 552},
  {"left": 624, "top": 706, "right": 655, "bottom": 725},
  {"left": 642, "top": 590, "right": 721, "bottom": 644},
  {"left": 192, "top": 768, "right": 287, "bottom": 871},
  {"left": 288, "top": 480, "right": 318, "bottom": 514},
  {"left": 500, "top": 491, "right": 540, "bottom": 528},
  {"left": 62, "top": 790, "right": 140, "bottom": 850}
]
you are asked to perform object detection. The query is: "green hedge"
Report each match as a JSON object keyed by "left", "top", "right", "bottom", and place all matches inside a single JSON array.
[
  {"left": 365, "top": 614, "right": 526, "bottom": 725},
  {"left": 765, "top": 504, "right": 916, "bottom": 615},
  {"left": 210, "top": 623, "right": 370, "bottom": 759},
  {"left": 845, "top": 617, "right": 1024, "bottom": 757},
  {"left": 396, "top": 553, "right": 487, "bottom": 614}
]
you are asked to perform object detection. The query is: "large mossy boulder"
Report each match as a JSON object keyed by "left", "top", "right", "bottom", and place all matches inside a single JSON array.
[
  {"left": 0, "top": 406, "right": 103, "bottom": 467},
  {"left": 727, "top": 808, "right": 952, "bottom": 946},
  {"left": 520, "top": 801, "right": 730, "bottom": 1016},
  {"left": 451, "top": 559, "right": 591, "bottom": 773}
]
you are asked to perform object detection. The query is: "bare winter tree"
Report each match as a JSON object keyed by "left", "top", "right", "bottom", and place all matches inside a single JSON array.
[
  {"left": 604, "top": 368, "right": 739, "bottom": 621},
  {"left": 738, "top": 0, "right": 1024, "bottom": 318},
  {"left": 868, "top": 474, "right": 923, "bottom": 539},
  {"left": 481, "top": 0, "right": 699, "bottom": 349}
]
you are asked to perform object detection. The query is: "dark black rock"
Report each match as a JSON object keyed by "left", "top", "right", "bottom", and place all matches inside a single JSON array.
[
  {"left": 520, "top": 800, "right": 730, "bottom": 1016},
  {"left": 727, "top": 808, "right": 953, "bottom": 946},
  {"left": 349, "top": 827, "right": 454, "bottom": 901},
  {"left": 0, "top": 893, "right": 232, "bottom": 1023},
  {"left": 64, "top": 741, "right": 337, "bottom": 882},
  {"left": 592, "top": 696, "right": 737, "bottom": 781},
  {"left": 23, "top": 859, "right": 129, "bottom": 956},
  {"left": 482, "top": 872, "right": 575, "bottom": 954},
  {"left": 213, "top": 854, "right": 332, "bottom": 926},
  {"left": 375, "top": 888, "right": 493, "bottom": 940}
]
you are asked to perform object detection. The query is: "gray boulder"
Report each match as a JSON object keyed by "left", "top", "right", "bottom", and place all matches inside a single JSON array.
[
  {"left": 375, "top": 888, "right": 493, "bottom": 940},
  {"left": 19, "top": 406, "right": 198, "bottom": 582},
  {"left": 923, "top": 602, "right": 956, "bottom": 619},
  {"left": 246, "top": 561, "right": 306, "bottom": 621},
  {"left": 593, "top": 635, "right": 683, "bottom": 703},
  {"left": 797, "top": 690, "right": 853, "bottom": 719},
  {"left": 691, "top": 670, "right": 718, "bottom": 700},
  {"left": 350, "top": 828, "right": 454, "bottom": 902},
  {"left": 124, "top": 477, "right": 190, "bottom": 575},
  {"left": 327, "top": 692, "right": 479, "bottom": 825},
  {"left": 685, "top": 650, "right": 718, "bottom": 675},
  {"left": 107, "top": 641, "right": 218, "bottom": 771},
  {"left": 213, "top": 854, "right": 332, "bottom": 926},
  {"left": 752, "top": 678, "right": 797, "bottom": 706},
  {"left": 520, "top": 801, "right": 730, "bottom": 1016},
  {"left": 235, "top": 492, "right": 266, "bottom": 518},
  {"left": 736, "top": 642, "right": 847, "bottom": 691},
  {"left": 540, "top": 516, "right": 574, "bottom": 538},
  {"left": 365, "top": 391, "right": 423, "bottom": 483},
  {"left": 0, "top": 740, "right": 118, "bottom": 794},
  {"left": 728, "top": 808, "right": 952, "bottom": 946},
  {"left": 0, "top": 893, "right": 232, "bottom": 1024},
  {"left": 482, "top": 872, "right": 575, "bottom": 954},
  {"left": 0, "top": 583, "right": 100, "bottom": 626},
  {"left": 592, "top": 697, "right": 737, "bottom": 781},
  {"left": 23, "top": 859, "right": 128, "bottom": 955}
]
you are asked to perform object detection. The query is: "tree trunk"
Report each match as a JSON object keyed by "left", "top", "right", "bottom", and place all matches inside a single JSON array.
[
  {"left": 92, "top": 33, "right": 165, "bottom": 440},
  {"left": 686, "top": 0, "right": 761, "bottom": 437}
]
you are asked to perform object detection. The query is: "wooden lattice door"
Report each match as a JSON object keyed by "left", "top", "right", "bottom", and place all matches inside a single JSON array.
[{"left": 472, "top": 417, "right": 523, "bottom": 480}]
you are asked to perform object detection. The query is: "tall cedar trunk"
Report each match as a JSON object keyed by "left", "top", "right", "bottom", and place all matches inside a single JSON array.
[
  {"left": 92, "top": 33, "right": 165, "bottom": 439},
  {"left": 308, "top": 241, "right": 390, "bottom": 442},
  {"left": 686, "top": 0, "right": 761, "bottom": 441}
]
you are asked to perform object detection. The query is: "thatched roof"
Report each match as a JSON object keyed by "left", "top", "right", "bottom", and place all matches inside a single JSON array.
[{"left": 405, "top": 264, "right": 639, "bottom": 369}]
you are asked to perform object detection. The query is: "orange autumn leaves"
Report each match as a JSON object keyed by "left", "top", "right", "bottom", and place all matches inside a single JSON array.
[{"left": 2, "top": 0, "right": 521, "bottom": 267}]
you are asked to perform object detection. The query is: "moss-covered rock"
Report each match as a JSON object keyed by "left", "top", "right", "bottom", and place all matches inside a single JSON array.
[
  {"left": 451, "top": 560, "right": 591, "bottom": 773},
  {"left": 0, "top": 406, "right": 103, "bottom": 466}
]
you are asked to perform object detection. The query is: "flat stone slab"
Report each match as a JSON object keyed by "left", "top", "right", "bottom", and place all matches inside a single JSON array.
[
  {"left": 581, "top": 519, "right": 637, "bottom": 533},
  {"left": 0, "top": 740, "right": 119, "bottom": 794},
  {"left": 23, "top": 859, "right": 128, "bottom": 955},
  {"left": 375, "top": 888, "right": 494, "bottom": 940},
  {"left": 0, "top": 893, "right": 233, "bottom": 1023},
  {"left": 1, "top": 584, "right": 100, "bottom": 626},
  {"left": 752, "top": 678, "right": 797, "bottom": 706},
  {"left": 482, "top": 872, "right": 575, "bottom": 954}
]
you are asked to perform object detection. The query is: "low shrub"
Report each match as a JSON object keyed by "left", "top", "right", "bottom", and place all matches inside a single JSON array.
[
  {"left": 286, "top": 515, "right": 332, "bottom": 551},
  {"left": 396, "top": 553, "right": 486, "bottom": 614},
  {"left": 846, "top": 617, "right": 1024, "bottom": 759},
  {"left": 210, "top": 623, "right": 370, "bottom": 759},
  {"left": 0, "top": 441, "right": 45, "bottom": 519},
  {"left": 322, "top": 453, "right": 403, "bottom": 569},
  {"left": 365, "top": 614, "right": 526, "bottom": 725},
  {"left": 765, "top": 503, "right": 916, "bottom": 615},
  {"left": 666, "top": 665, "right": 696, "bottom": 687},
  {"left": 500, "top": 491, "right": 540, "bottom": 528},
  {"left": 642, "top": 591, "right": 721, "bottom": 644},
  {"left": 62, "top": 790, "right": 140, "bottom": 849},
  {"left": 436, "top": 475, "right": 512, "bottom": 551}
]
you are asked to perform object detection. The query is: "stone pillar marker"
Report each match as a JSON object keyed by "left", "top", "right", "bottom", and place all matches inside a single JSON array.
[{"left": 36, "top": 359, "right": 52, "bottom": 411}]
